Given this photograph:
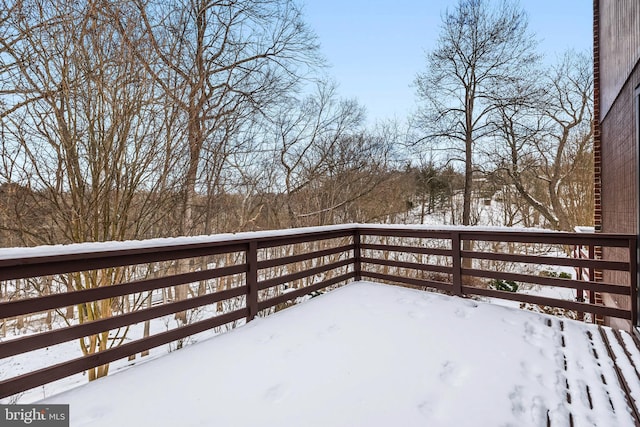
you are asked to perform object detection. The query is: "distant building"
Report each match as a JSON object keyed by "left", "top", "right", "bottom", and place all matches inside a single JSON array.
[{"left": 593, "top": 0, "right": 640, "bottom": 331}]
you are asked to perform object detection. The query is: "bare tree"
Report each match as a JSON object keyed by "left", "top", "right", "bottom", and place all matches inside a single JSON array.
[
  {"left": 490, "top": 51, "right": 593, "bottom": 231},
  {"left": 271, "top": 80, "right": 365, "bottom": 227},
  {"left": 413, "top": 0, "right": 538, "bottom": 227},
  {"left": 0, "top": 0, "right": 179, "bottom": 379},
  {"left": 109, "top": 0, "right": 321, "bottom": 236},
  {"left": 296, "top": 131, "right": 400, "bottom": 225},
  {"left": 105, "top": 0, "right": 322, "bottom": 324},
  {"left": 0, "top": 0, "right": 178, "bottom": 244}
]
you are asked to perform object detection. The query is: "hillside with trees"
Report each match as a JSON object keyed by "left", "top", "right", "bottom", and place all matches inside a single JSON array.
[{"left": 0, "top": 0, "right": 593, "bottom": 250}]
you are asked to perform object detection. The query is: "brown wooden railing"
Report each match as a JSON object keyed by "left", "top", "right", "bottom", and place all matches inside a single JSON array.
[{"left": 0, "top": 225, "right": 637, "bottom": 400}]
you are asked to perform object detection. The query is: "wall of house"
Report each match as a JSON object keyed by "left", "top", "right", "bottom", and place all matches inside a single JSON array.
[
  {"left": 599, "top": 0, "right": 640, "bottom": 119},
  {"left": 597, "top": 0, "right": 640, "bottom": 331},
  {"left": 600, "top": 63, "right": 640, "bottom": 235}
]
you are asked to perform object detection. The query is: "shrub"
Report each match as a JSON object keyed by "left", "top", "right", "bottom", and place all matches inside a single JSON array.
[
  {"left": 540, "top": 270, "right": 572, "bottom": 279},
  {"left": 489, "top": 279, "right": 519, "bottom": 292}
]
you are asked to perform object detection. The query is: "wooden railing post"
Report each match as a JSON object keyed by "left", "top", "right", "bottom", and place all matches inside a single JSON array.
[
  {"left": 588, "top": 245, "right": 595, "bottom": 282},
  {"left": 451, "top": 231, "right": 462, "bottom": 296},
  {"left": 576, "top": 244, "right": 586, "bottom": 321},
  {"left": 630, "top": 236, "right": 638, "bottom": 328},
  {"left": 589, "top": 244, "right": 596, "bottom": 323},
  {"left": 246, "top": 241, "right": 258, "bottom": 322},
  {"left": 353, "top": 228, "right": 362, "bottom": 281}
]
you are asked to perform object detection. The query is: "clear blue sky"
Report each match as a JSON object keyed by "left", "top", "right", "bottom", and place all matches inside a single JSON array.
[{"left": 302, "top": 0, "right": 593, "bottom": 124}]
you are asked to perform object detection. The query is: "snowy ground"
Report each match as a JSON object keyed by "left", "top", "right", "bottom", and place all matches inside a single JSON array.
[{"left": 39, "top": 281, "right": 637, "bottom": 427}]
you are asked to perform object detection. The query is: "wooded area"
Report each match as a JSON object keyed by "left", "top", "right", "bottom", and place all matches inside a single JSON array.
[{"left": 0, "top": 0, "right": 593, "bottom": 249}]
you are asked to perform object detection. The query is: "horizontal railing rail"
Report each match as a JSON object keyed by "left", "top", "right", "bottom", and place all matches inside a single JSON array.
[
  {"left": 0, "top": 225, "right": 637, "bottom": 400},
  {"left": 356, "top": 226, "right": 637, "bottom": 324}
]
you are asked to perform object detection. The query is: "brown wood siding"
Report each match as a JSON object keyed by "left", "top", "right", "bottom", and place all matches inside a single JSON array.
[
  {"left": 599, "top": 63, "right": 639, "bottom": 329},
  {"left": 600, "top": 62, "right": 640, "bottom": 236},
  {"left": 597, "top": 0, "right": 640, "bottom": 329},
  {"left": 599, "top": 0, "right": 640, "bottom": 119},
  {"left": 600, "top": 62, "right": 640, "bottom": 328}
]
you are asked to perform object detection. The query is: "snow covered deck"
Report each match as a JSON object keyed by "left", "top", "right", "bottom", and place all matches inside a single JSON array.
[{"left": 39, "top": 282, "right": 640, "bottom": 427}]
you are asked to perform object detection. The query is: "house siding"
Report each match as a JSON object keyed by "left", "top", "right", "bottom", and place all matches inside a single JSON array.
[
  {"left": 599, "top": 0, "right": 640, "bottom": 119},
  {"left": 600, "top": 63, "right": 640, "bottom": 235},
  {"left": 596, "top": 0, "right": 640, "bottom": 330}
]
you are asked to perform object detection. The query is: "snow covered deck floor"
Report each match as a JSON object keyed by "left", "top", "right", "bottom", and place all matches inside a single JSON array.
[{"left": 41, "top": 282, "right": 640, "bottom": 427}]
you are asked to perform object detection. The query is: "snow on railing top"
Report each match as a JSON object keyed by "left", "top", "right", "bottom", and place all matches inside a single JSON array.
[
  {"left": 0, "top": 223, "right": 570, "bottom": 261},
  {"left": 575, "top": 226, "right": 596, "bottom": 233}
]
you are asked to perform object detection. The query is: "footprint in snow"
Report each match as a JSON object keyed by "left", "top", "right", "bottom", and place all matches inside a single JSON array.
[
  {"left": 519, "top": 361, "right": 532, "bottom": 380},
  {"left": 317, "top": 324, "right": 341, "bottom": 339},
  {"left": 439, "top": 361, "right": 468, "bottom": 387},
  {"left": 257, "top": 333, "right": 278, "bottom": 344},
  {"left": 523, "top": 321, "right": 547, "bottom": 347},
  {"left": 461, "top": 299, "right": 478, "bottom": 308},
  {"left": 509, "top": 385, "right": 526, "bottom": 417},
  {"left": 503, "top": 316, "right": 519, "bottom": 326},
  {"left": 408, "top": 310, "right": 426, "bottom": 319},
  {"left": 454, "top": 308, "right": 469, "bottom": 318},
  {"left": 413, "top": 298, "right": 432, "bottom": 308},
  {"left": 264, "top": 384, "right": 287, "bottom": 403},
  {"left": 361, "top": 302, "right": 383, "bottom": 315},
  {"left": 417, "top": 400, "right": 434, "bottom": 418},
  {"left": 420, "top": 293, "right": 433, "bottom": 302}
]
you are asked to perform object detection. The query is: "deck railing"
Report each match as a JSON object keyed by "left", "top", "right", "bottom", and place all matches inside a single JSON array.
[{"left": 0, "top": 225, "right": 637, "bottom": 400}]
